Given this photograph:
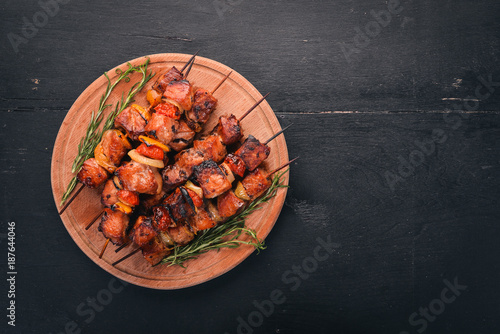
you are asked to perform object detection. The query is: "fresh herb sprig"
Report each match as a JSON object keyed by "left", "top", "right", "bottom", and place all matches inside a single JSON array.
[
  {"left": 60, "top": 58, "right": 155, "bottom": 205},
  {"left": 161, "top": 170, "right": 289, "bottom": 268}
]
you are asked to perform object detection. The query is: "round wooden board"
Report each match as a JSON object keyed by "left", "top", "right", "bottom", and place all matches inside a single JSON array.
[{"left": 51, "top": 53, "right": 289, "bottom": 290}]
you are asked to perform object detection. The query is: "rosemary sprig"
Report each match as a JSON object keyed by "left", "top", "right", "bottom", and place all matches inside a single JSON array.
[
  {"left": 60, "top": 58, "right": 155, "bottom": 205},
  {"left": 161, "top": 170, "right": 289, "bottom": 268}
]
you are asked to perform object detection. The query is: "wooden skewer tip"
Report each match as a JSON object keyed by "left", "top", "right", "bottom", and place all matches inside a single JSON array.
[
  {"left": 59, "top": 183, "right": 85, "bottom": 215},
  {"left": 211, "top": 71, "right": 232, "bottom": 95},
  {"left": 269, "top": 157, "right": 299, "bottom": 176},
  {"left": 180, "top": 51, "right": 199, "bottom": 73},
  {"left": 99, "top": 238, "right": 110, "bottom": 259},
  {"left": 183, "top": 59, "right": 195, "bottom": 79},
  {"left": 86, "top": 211, "right": 104, "bottom": 230},
  {"left": 239, "top": 92, "right": 271, "bottom": 122},
  {"left": 264, "top": 123, "right": 293, "bottom": 145},
  {"left": 112, "top": 248, "right": 140, "bottom": 266},
  {"left": 115, "top": 241, "right": 130, "bottom": 253}
]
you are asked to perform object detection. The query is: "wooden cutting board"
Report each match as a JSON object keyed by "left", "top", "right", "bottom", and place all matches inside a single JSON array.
[{"left": 51, "top": 53, "right": 289, "bottom": 289}]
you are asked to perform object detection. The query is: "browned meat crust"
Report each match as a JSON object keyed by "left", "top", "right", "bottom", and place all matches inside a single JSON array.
[
  {"left": 193, "top": 160, "right": 232, "bottom": 199},
  {"left": 115, "top": 161, "right": 159, "bottom": 195},
  {"left": 169, "top": 120, "right": 195, "bottom": 152},
  {"left": 217, "top": 114, "right": 242, "bottom": 145},
  {"left": 187, "top": 89, "right": 217, "bottom": 124},
  {"left": 101, "top": 179, "right": 119, "bottom": 207},
  {"left": 224, "top": 154, "right": 246, "bottom": 178},
  {"left": 155, "top": 66, "right": 183, "bottom": 92},
  {"left": 217, "top": 190, "right": 246, "bottom": 218},
  {"left": 241, "top": 168, "right": 271, "bottom": 200},
  {"left": 152, "top": 205, "right": 176, "bottom": 232},
  {"left": 167, "top": 224, "right": 194, "bottom": 246},
  {"left": 130, "top": 216, "right": 158, "bottom": 248},
  {"left": 235, "top": 135, "right": 270, "bottom": 171},
  {"left": 193, "top": 134, "right": 227, "bottom": 163},
  {"left": 100, "top": 130, "right": 128, "bottom": 166},
  {"left": 141, "top": 236, "right": 171, "bottom": 266},
  {"left": 77, "top": 158, "right": 108, "bottom": 188},
  {"left": 144, "top": 112, "right": 178, "bottom": 146},
  {"left": 98, "top": 208, "right": 130, "bottom": 245},
  {"left": 164, "top": 80, "right": 194, "bottom": 111},
  {"left": 114, "top": 106, "right": 147, "bottom": 140}
]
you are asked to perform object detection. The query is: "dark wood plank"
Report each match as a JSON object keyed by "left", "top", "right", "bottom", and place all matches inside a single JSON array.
[
  {"left": 1, "top": 0, "right": 500, "bottom": 112},
  {"left": 2, "top": 109, "right": 499, "bottom": 333},
  {"left": 2, "top": 0, "right": 500, "bottom": 333}
]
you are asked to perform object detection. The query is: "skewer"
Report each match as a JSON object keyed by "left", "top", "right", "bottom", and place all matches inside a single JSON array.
[
  {"left": 239, "top": 93, "right": 270, "bottom": 122},
  {"left": 85, "top": 211, "right": 104, "bottom": 230},
  {"left": 59, "top": 184, "right": 85, "bottom": 215},
  {"left": 180, "top": 51, "right": 199, "bottom": 72},
  {"left": 99, "top": 238, "right": 110, "bottom": 259},
  {"left": 112, "top": 248, "right": 140, "bottom": 266},
  {"left": 268, "top": 157, "right": 299, "bottom": 176},
  {"left": 115, "top": 241, "right": 130, "bottom": 253},
  {"left": 84, "top": 71, "right": 233, "bottom": 230},
  {"left": 211, "top": 71, "right": 232, "bottom": 95},
  {"left": 264, "top": 124, "right": 292, "bottom": 145},
  {"left": 113, "top": 157, "right": 296, "bottom": 264},
  {"left": 183, "top": 60, "right": 195, "bottom": 79},
  {"left": 59, "top": 56, "right": 199, "bottom": 215}
]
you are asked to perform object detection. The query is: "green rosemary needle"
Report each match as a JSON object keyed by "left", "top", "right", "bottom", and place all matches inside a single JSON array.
[
  {"left": 161, "top": 170, "right": 289, "bottom": 268},
  {"left": 60, "top": 58, "right": 155, "bottom": 206}
]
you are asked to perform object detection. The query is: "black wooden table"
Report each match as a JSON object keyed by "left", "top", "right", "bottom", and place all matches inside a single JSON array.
[{"left": 1, "top": 1, "right": 499, "bottom": 333}]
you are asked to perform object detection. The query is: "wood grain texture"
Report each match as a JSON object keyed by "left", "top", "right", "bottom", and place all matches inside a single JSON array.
[
  {"left": 51, "top": 54, "right": 289, "bottom": 289},
  {"left": 2, "top": 0, "right": 500, "bottom": 333},
  {"left": 1, "top": 0, "right": 499, "bottom": 113}
]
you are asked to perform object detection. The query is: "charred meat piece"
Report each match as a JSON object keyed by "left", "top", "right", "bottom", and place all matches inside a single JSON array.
[
  {"left": 162, "top": 164, "right": 189, "bottom": 191},
  {"left": 152, "top": 205, "right": 176, "bottom": 232},
  {"left": 114, "top": 106, "right": 147, "bottom": 140},
  {"left": 235, "top": 135, "right": 270, "bottom": 171},
  {"left": 155, "top": 66, "right": 183, "bottom": 92},
  {"left": 224, "top": 154, "right": 246, "bottom": 178},
  {"left": 115, "top": 161, "right": 160, "bottom": 195},
  {"left": 189, "top": 207, "right": 217, "bottom": 232},
  {"left": 101, "top": 179, "right": 119, "bottom": 207},
  {"left": 193, "top": 134, "right": 227, "bottom": 163},
  {"left": 217, "top": 115, "right": 242, "bottom": 145},
  {"left": 100, "top": 130, "right": 128, "bottom": 166},
  {"left": 144, "top": 112, "right": 178, "bottom": 146},
  {"left": 241, "top": 168, "right": 272, "bottom": 200},
  {"left": 98, "top": 208, "right": 130, "bottom": 245},
  {"left": 141, "top": 236, "right": 171, "bottom": 266},
  {"left": 193, "top": 160, "right": 232, "bottom": 199},
  {"left": 77, "top": 158, "right": 108, "bottom": 188},
  {"left": 130, "top": 216, "right": 157, "bottom": 248},
  {"left": 175, "top": 148, "right": 206, "bottom": 174},
  {"left": 217, "top": 190, "right": 246, "bottom": 218},
  {"left": 162, "top": 148, "right": 205, "bottom": 190},
  {"left": 164, "top": 80, "right": 194, "bottom": 111},
  {"left": 167, "top": 224, "right": 195, "bottom": 246},
  {"left": 163, "top": 188, "right": 195, "bottom": 221},
  {"left": 187, "top": 89, "right": 217, "bottom": 125},
  {"left": 139, "top": 190, "right": 167, "bottom": 215},
  {"left": 169, "top": 120, "right": 195, "bottom": 152}
]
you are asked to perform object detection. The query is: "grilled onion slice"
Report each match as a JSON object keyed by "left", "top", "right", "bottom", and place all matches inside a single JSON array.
[{"left": 128, "top": 149, "right": 164, "bottom": 169}]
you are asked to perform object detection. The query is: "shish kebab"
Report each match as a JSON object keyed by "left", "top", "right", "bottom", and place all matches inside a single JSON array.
[
  {"left": 73, "top": 58, "right": 229, "bottom": 228},
  {"left": 106, "top": 108, "right": 289, "bottom": 263},
  {"left": 88, "top": 71, "right": 235, "bottom": 257},
  {"left": 113, "top": 157, "right": 297, "bottom": 266},
  {"left": 97, "top": 95, "right": 281, "bottom": 259},
  {"left": 58, "top": 54, "right": 198, "bottom": 215}
]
